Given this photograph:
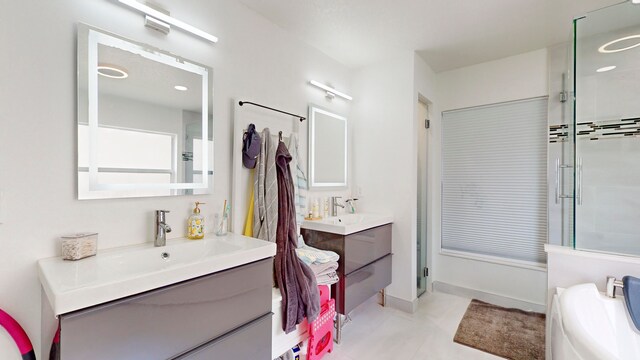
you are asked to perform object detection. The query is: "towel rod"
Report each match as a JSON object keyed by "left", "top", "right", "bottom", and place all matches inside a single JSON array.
[{"left": 239, "top": 101, "right": 306, "bottom": 122}]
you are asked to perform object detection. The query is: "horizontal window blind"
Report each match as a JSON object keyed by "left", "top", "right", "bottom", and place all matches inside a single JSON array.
[{"left": 442, "top": 97, "right": 548, "bottom": 264}]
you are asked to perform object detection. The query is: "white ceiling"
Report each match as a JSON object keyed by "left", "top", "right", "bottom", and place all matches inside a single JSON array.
[{"left": 238, "top": 0, "right": 624, "bottom": 72}]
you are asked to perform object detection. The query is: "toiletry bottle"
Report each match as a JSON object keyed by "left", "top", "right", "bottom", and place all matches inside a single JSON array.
[
  {"left": 187, "top": 202, "right": 206, "bottom": 239},
  {"left": 323, "top": 198, "right": 329, "bottom": 218},
  {"left": 312, "top": 198, "right": 319, "bottom": 218}
]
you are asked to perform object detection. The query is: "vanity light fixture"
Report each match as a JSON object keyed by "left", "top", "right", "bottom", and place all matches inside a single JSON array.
[
  {"left": 309, "top": 80, "right": 353, "bottom": 101},
  {"left": 117, "top": 0, "right": 219, "bottom": 43},
  {"left": 596, "top": 65, "right": 617, "bottom": 73},
  {"left": 174, "top": 85, "right": 188, "bottom": 91},
  {"left": 97, "top": 64, "right": 129, "bottom": 79},
  {"left": 598, "top": 34, "right": 640, "bottom": 53}
]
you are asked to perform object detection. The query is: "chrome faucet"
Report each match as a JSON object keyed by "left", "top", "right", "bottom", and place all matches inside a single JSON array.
[
  {"left": 330, "top": 196, "right": 344, "bottom": 217},
  {"left": 155, "top": 210, "right": 172, "bottom": 247},
  {"left": 606, "top": 276, "right": 624, "bottom": 298}
]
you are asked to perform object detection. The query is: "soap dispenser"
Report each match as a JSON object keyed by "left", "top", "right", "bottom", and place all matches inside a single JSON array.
[{"left": 187, "top": 202, "right": 206, "bottom": 239}]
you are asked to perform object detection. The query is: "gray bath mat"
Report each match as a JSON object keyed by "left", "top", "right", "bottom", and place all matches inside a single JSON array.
[{"left": 453, "top": 299, "right": 545, "bottom": 360}]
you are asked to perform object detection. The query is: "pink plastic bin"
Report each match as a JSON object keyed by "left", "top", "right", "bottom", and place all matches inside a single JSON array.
[{"left": 307, "top": 286, "right": 335, "bottom": 360}]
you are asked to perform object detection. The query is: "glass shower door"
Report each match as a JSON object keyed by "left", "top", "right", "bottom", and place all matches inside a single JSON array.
[
  {"left": 417, "top": 100, "right": 428, "bottom": 297},
  {"left": 573, "top": 2, "right": 640, "bottom": 256}
]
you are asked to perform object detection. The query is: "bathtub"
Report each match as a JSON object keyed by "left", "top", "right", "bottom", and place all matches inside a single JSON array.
[{"left": 550, "top": 283, "right": 640, "bottom": 360}]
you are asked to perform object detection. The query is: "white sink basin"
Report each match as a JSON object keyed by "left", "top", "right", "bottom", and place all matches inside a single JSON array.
[
  {"left": 301, "top": 213, "right": 393, "bottom": 235},
  {"left": 557, "top": 283, "right": 640, "bottom": 360},
  {"left": 38, "top": 233, "right": 276, "bottom": 315}
]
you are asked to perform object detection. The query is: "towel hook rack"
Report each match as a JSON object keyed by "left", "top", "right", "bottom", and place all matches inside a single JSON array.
[{"left": 239, "top": 101, "right": 306, "bottom": 122}]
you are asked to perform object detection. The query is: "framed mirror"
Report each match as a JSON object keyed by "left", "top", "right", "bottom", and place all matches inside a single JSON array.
[
  {"left": 308, "top": 105, "right": 347, "bottom": 189},
  {"left": 77, "top": 24, "right": 213, "bottom": 199}
]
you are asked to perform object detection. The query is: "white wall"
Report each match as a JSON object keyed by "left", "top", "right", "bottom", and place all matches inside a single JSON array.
[
  {"left": 351, "top": 52, "right": 438, "bottom": 310},
  {"left": 432, "top": 49, "right": 549, "bottom": 307},
  {"left": 0, "top": 1, "right": 352, "bottom": 358},
  {"left": 437, "top": 49, "right": 549, "bottom": 111},
  {"left": 352, "top": 52, "right": 414, "bottom": 306}
]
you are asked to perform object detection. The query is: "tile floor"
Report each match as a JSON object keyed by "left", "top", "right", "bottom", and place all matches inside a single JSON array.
[{"left": 324, "top": 291, "right": 503, "bottom": 360}]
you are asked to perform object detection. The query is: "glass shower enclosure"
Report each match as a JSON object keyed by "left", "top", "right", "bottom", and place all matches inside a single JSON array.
[{"left": 573, "top": 1, "right": 640, "bottom": 256}]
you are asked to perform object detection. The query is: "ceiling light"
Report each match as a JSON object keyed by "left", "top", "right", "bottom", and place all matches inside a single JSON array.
[
  {"left": 596, "top": 65, "right": 616, "bottom": 73},
  {"left": 633, "top": 0, "right": 640, "bottom": 4},
  {"left": 598, "top": 34, "right": 640, "bottom": 53},
  {"left": 174, "top": 85, "right": 188, "bottom": 91},
  {"left": 309, "top": 80, "right": 353, "bottom": 101},
  {"left": 118, "top": 0, "right": 218, "bottom": 43},
  {"left": 97, "top": 65, "right": 128, "bottom": 79}
]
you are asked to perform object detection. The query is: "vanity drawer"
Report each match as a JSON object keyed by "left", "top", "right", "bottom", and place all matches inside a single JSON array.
[
  {"left": 60, "top": 258, "right": 272, "bottom": 360},
  {"left": 344, "top": 224, "right": 392, "bottom": 274},
  {"left": 174, "top": 313, "right": 272, "bottom": 360},
  {"left": 343, "top": 254, "right": 392, "bottom": 314}
]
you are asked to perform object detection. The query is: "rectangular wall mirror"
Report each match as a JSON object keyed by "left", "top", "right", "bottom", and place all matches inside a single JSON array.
[
  {"left": 77, "top": 24, "right": 213, "bottom": 199},
  {"left": 308, "top": 105, "right": 348, "bottom": 189}
]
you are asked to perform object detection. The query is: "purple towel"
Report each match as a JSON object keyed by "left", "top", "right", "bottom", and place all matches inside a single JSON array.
[{"left": 274, "top": 141, "right": 320, "bottom": 333}]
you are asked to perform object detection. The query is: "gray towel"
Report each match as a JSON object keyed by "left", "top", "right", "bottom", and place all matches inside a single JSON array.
[
  {"left": 309, "top": 262, "right": 339, "bottom": 285},
  {"left": 288, "top": 133, "right": 308, "bottom": 227},
  {"left": 274, "top": 140, "right": 320, "bottom": 333},
  {"left": 253, "top": 128, "right": 278, "bottom": 243}
]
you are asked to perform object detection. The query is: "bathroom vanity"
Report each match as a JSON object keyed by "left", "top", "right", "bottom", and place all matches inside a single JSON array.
[
  {"left": 38, "top": 234, "right": 276, "bottom": 360},
  {"left": 301, "top": 214, "right": 393, "bottom": 315}
]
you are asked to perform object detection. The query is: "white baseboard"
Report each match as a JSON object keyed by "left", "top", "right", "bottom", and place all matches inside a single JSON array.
[
  {"left": 384, "top": 293, "right": 419, "bottom": 313},
  {"left": 433, "top": 281, "right": 546, "bottom": 313}
]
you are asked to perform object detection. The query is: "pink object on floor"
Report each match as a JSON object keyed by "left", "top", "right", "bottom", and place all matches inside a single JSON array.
[
  {"left": 0, "top": 308, "right": 35, "bottom": 360},
  {"left": 307, "top": 285, "right": 335, "bottom": 360},
  {"left": 318, "top": 284, "right": 330, "bottom": 305}
]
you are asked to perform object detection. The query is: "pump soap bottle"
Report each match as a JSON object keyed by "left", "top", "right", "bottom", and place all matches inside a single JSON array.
[{"left": 187, "top": 202, "right": 206, "bottom": 239}]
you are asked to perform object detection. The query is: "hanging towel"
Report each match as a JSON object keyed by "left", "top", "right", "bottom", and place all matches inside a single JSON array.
[
  {"left": 253, "top": 128, "right": 279, "bottom": 242},
  {"left": 243, "top": 170, "right": 255, "bottom": 237},
  {"left": 288, "top": 133, "right": 308, "bottom": 227},
  {"left": 274, "top": 140, "right": 320, "bottom": 333}
]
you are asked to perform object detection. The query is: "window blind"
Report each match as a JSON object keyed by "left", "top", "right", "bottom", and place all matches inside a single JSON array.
[{"left": 441, "top": 97, "right": 548, "bottom": 264}]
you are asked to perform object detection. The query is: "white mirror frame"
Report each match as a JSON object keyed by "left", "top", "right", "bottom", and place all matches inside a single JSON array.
[
  {"left": 308, "top": 105, "right": 348, "bottom": 189},
  {"left": 78, "top": 24, "right": 213, "bottom": 197}
]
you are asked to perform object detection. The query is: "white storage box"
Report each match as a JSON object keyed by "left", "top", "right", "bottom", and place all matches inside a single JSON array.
[{"left": 61, "top": 233, "right": 98, "bottom": 260}]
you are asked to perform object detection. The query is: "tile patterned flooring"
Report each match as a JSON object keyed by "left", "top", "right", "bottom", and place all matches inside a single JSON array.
[{"left": 324, "top": 292, "right": 503, "bottom": 360}]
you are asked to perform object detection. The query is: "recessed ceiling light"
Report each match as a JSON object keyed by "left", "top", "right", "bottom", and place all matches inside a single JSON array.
[
  {"left": 174, "top": 85, "right": 188, "bottom": 91},
  {"left": 97, "top": 65, "right": 128, "bottom": 79},
  {"left": 596, "top": 65, "right": 617, "bottom": 73},
  {"left": 598, "top": 34, "right": 640, "bottom": 53}
]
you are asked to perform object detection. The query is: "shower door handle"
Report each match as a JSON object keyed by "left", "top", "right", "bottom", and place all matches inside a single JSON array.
[
  {"left": 576, "top": 157, "right": 583, "bottom": 205},
  {"left": 555, "top": 158, "right": 560, "bottom": 204}
]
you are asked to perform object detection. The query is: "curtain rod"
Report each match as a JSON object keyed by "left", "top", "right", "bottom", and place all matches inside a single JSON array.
[{"left": 238, "top": 101, "right": 306, "bottom": 122}]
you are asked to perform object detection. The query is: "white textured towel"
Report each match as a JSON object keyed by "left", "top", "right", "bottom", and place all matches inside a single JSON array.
[{"left": 295, "top": 239, "right": 339, "bottom": 265}]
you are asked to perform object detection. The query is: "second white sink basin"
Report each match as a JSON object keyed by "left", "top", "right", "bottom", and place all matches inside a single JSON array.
[
  {"left": 301, "top": 213, "right": 393, "bottom": 235},
  {"left": 38, "top": 233, "right": 276, "bottom": 315}
]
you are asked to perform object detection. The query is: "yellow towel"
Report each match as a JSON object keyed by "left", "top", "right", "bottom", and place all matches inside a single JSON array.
[{"left": 243, "top": 170, "right": 255, "bottom": 237}]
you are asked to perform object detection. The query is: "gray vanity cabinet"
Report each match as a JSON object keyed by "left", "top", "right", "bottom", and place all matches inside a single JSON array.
[
  {"left": 58, "top": 258, "right": 273, "bottom": 360},
  {"left": 302, "top": 224, "right": 392, "bottom": 314}
]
